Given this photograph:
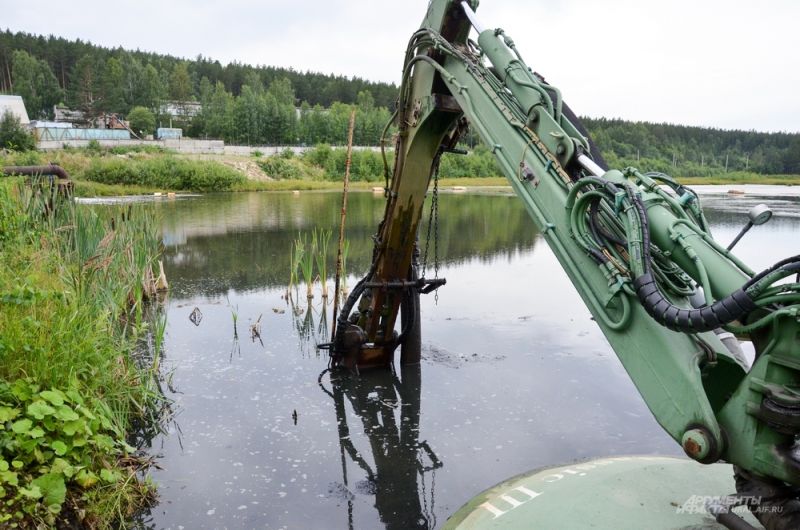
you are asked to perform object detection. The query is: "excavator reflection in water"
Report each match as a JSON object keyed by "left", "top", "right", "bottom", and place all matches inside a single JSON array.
[{"left": 319, "top": 365, "right": 442, "bottom": 530}]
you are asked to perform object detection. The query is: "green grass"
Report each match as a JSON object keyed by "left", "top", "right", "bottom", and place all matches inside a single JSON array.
[
  {"left": 3, "top": 148, "right": 799, "bottom": 200},
  {"left": 0, "top": 179, "right": 166, "bottom": 527}
]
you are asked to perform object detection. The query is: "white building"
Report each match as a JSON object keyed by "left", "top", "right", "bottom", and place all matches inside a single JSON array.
[{"left": 0, "top": 95, "right": 30, "bottom": 125}]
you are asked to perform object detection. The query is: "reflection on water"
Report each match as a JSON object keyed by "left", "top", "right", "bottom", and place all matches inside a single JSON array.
[
  {"left": 133, "top": 187, "right": 799, "bottom": 529},
  {"left": 321, "top": 365, "right": 441, "bottom": 530}
]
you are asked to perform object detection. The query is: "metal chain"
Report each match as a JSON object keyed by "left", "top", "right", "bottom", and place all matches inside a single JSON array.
[
  {"left": 431, "top": 163, "right": 440, "bottom": 304},
  {"left": 420, "top": 157, "right": 441, "bottom": 303}
]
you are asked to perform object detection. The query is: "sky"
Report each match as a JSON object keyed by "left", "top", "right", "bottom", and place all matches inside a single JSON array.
[{"left": 2, "top": 0, "right": 800, "bottom": 132}]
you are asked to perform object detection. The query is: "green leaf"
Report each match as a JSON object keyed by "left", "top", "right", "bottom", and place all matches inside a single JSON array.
[
  {"left": 65, "top": 390, "right": 83, "bottom": 405},
  {"left": 100, "top": 468, "right": 121, "bottom": 483},
  {"left": 50, "top": 440, "right": 68, "bottom": 456},
  {"left": 11, "top": 380, "right": 35, "bottom": 401},
  {"left": 10, "top": 461, "right": 22, "bottom": 470},
  {"left": 55, "top": 406, "right": 79, "bottom": 422},
  {"left": 62, "top": 420, "right": 84, "bottom": 436},
  {"left": 0, "top": 406, "right": 19, "bottom": 423},
  {"left": 0, "top": 460, "right": 7, "bottom": 472},
  {"left": 19, "top": 485, "right": 42, "bottom": 499},
  {"left": 39, "top": 390, "right": 65, "bottom": 407},
  {"left": 28, "top": 426, "right": 45, "bottom": 439},
  {"left": 50, "top": 458, "right": 75, "bottom": 478},
  {"left": 31, "top": 473, "right": 66, "bottom": 509},
  {"left": 26, "top": 400, "right": 55, "bottom": 420},
  {"left": 92, "top": 434, "right": 115, "bottom": 451},
  {"left": 75, "top": 469, "right": 98, "bottom": 488},
  {"left": 10, "top": 418, "right": 31, "bottom": 434},
  {"left": 0, "top": 470, "right": 18, "bottom": 486}
]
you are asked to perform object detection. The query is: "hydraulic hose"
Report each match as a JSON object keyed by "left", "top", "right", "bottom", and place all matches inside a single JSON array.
[{"left": 623, "top": 187, "right": 760, "bottom": 333}]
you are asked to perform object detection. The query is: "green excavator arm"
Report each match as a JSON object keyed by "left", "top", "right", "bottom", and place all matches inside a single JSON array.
[{"left": 329, "top": 2, "right": 800, "bottom": 526}]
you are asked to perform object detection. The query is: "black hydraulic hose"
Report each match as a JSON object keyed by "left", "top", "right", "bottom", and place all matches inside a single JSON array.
[
  {"left": 589, "top": 200, "right": 627, "bottom": 247},
  {"left": 744, "top": 255, "right": 800, "bottom": 290},
  {"left": 623, "top": 187, "right": 759, "bottom": 333}
]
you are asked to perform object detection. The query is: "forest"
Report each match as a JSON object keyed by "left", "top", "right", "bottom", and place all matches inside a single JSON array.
[{"left": 1, "top": 28, "right": 799, "bottom": 175}]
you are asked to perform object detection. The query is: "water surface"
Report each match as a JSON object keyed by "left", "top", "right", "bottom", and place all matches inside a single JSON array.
[{"left": 134, "top": 185, "right": 800, "bottom": 529}]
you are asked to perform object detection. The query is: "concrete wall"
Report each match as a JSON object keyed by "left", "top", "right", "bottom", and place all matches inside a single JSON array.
[
  {"left": 37, "top": 138, "right": 381, "bottom": 156},
  {"left": 37, "top": 138, "right": 224, "bottom": 153}
]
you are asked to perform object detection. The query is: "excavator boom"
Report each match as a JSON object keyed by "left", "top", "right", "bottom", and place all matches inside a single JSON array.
[{"left": 329, "top": 2, "right": 800, "bottom": 526}]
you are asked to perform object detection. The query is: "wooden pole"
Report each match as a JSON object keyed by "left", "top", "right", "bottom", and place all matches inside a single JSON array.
[{"left": 331, "top": 109, "right": 357, "bottom": 338}]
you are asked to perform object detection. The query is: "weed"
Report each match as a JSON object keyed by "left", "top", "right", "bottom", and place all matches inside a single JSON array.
[
  {"left": 314, "top": 228, "right": 332, "bottom": 298},
  {"left": 296, "top": 233, "right": 315, "bottom": 299}
]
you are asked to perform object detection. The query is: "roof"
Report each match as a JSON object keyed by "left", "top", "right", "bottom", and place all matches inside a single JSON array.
[{"left": 0, "top": 95, "right": 30, "bottom": 124}]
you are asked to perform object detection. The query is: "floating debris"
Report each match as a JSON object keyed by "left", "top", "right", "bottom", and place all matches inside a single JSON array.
[
  {"left": 189, "top": 307, "right": 203, "bottom": 326},
  {"left": 250, "top": 314, "right": 263, "bottom": 342}
]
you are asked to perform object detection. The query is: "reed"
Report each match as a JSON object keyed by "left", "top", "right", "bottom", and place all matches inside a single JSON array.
[
  {"left": 287, "top": 237, "right": 304, "bottom": 298},
  {"left": 296, "top": 232, "right": 316, "bottom": 299},
  {"left": 314, "top": 228, "right": 332, "bottom": 298}
]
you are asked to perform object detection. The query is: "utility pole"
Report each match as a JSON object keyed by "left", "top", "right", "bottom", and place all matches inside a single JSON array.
[{"left": 725, "top": 153, "right": 729, "bottom": 173}]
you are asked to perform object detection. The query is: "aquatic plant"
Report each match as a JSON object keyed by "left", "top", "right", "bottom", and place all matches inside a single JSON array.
[
  {"left": 314, "top": 228, "right": 332, "bottom": 298},
  {"left": 296, "top": 232, "right": 316, "bottom": 299},
  {"left": 287, "top": 237, "right": 305, "bottom": 299},
  {"left": 227, "top": 298, "right": 240, "bottom": 340}
]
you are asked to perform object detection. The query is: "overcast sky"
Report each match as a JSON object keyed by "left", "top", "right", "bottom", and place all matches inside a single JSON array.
[{"left": 3, "top": 0, "right": 799, "bottom": 132}]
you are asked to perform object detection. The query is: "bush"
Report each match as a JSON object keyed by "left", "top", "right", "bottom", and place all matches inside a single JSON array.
[
  {"left": 0, "top": 111, "right": 36, "bottom": 152},
  {"left": 81, "top": 156, "right": 246, "bottom": 191},
  {"left": 257, "top": 156, "right": 314, "bottom": 180},
  {"left": 85, "top": 139, "right": 102, "bottom": 154},
  {"left": 127, "top": 106, "right": 156, "bottom": 138}
]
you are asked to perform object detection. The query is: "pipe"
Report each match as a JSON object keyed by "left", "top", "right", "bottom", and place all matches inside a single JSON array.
[{"left": 2, "top": 164, "right": 70, "bottom": 180}]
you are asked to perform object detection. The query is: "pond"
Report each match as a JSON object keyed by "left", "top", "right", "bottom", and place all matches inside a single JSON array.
[{"left": 131, "top": 185, "right": 800, "bottom": 529}]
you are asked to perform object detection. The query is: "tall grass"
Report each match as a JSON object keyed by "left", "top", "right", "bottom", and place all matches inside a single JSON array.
[
  {"left": 314, "top": 228, "right": 332, "bottom": 298},
  {"left": 0, "top": 177, "right": 167, "bottom": 527},
  {"left": 296, "top": 232, "right": 315, "bottom": 299}
]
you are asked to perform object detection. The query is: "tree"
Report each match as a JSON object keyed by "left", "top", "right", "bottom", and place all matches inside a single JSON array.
[
  {"left": 68, "top": 54, "right": 98, "bottom": 117},
  {"left": 127, "top": 106, "right": 156, "bottom": 138},
  {"left": 100, "top": 57, "right": 126, "bottom": 114},
  {"left": 140, "top": 64, "right": 165, "bottom": 111},
  {"left": 201, "top": 81, "right": 234, "bottom": 140},
  {"left": 11, "top": 50, "right": 62, "bottom": 119},
  {"left": 169, "top": 62, "right": 192, "bottom": 101},
  {"left": 0, "top": 110, "right": 36, "bottom": 151}
]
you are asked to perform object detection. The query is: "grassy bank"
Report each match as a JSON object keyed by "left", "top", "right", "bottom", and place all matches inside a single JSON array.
[
  {"left": 2, "top": 145, "right": 799, "bottom": 197},
  {"left": 0, "top": 177, "right": 166, "bottom": 527}
]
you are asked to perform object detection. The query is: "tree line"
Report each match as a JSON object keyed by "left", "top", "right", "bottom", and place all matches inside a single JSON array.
[
  {"left": 1, "top": 28, "right": 799, "bottom": 174},
  {"left": 0, "top": 29, "right": 397, "bottom": 123},
  {"left": 583, "top": 118, "right": 800, "bottom": 176}
]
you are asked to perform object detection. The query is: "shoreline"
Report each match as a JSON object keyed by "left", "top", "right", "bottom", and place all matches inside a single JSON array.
[{"left": 3, "top": 148, "right": 799, "bottom": 197}]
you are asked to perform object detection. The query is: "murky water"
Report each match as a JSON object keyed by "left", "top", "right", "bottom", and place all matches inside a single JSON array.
[{"left": 132, "top": 185, "right": 800, "bottom": 529}]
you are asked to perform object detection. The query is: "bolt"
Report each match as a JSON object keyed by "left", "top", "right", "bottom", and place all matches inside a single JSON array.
[
  {"left": 682, "top": 428, "right": 711, "bottom": 461},
  {"left": 556, "top": 144, "right": 566, "bottom": 155}
]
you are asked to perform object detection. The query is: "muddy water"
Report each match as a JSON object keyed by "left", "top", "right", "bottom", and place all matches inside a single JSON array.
[{"left": 134, "top": 186, "right": 800, "bottom": 529}]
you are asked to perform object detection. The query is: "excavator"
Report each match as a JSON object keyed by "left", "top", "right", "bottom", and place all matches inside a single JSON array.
[{"left": 325, "top": 1, "right": 800, "bottom": 528}]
